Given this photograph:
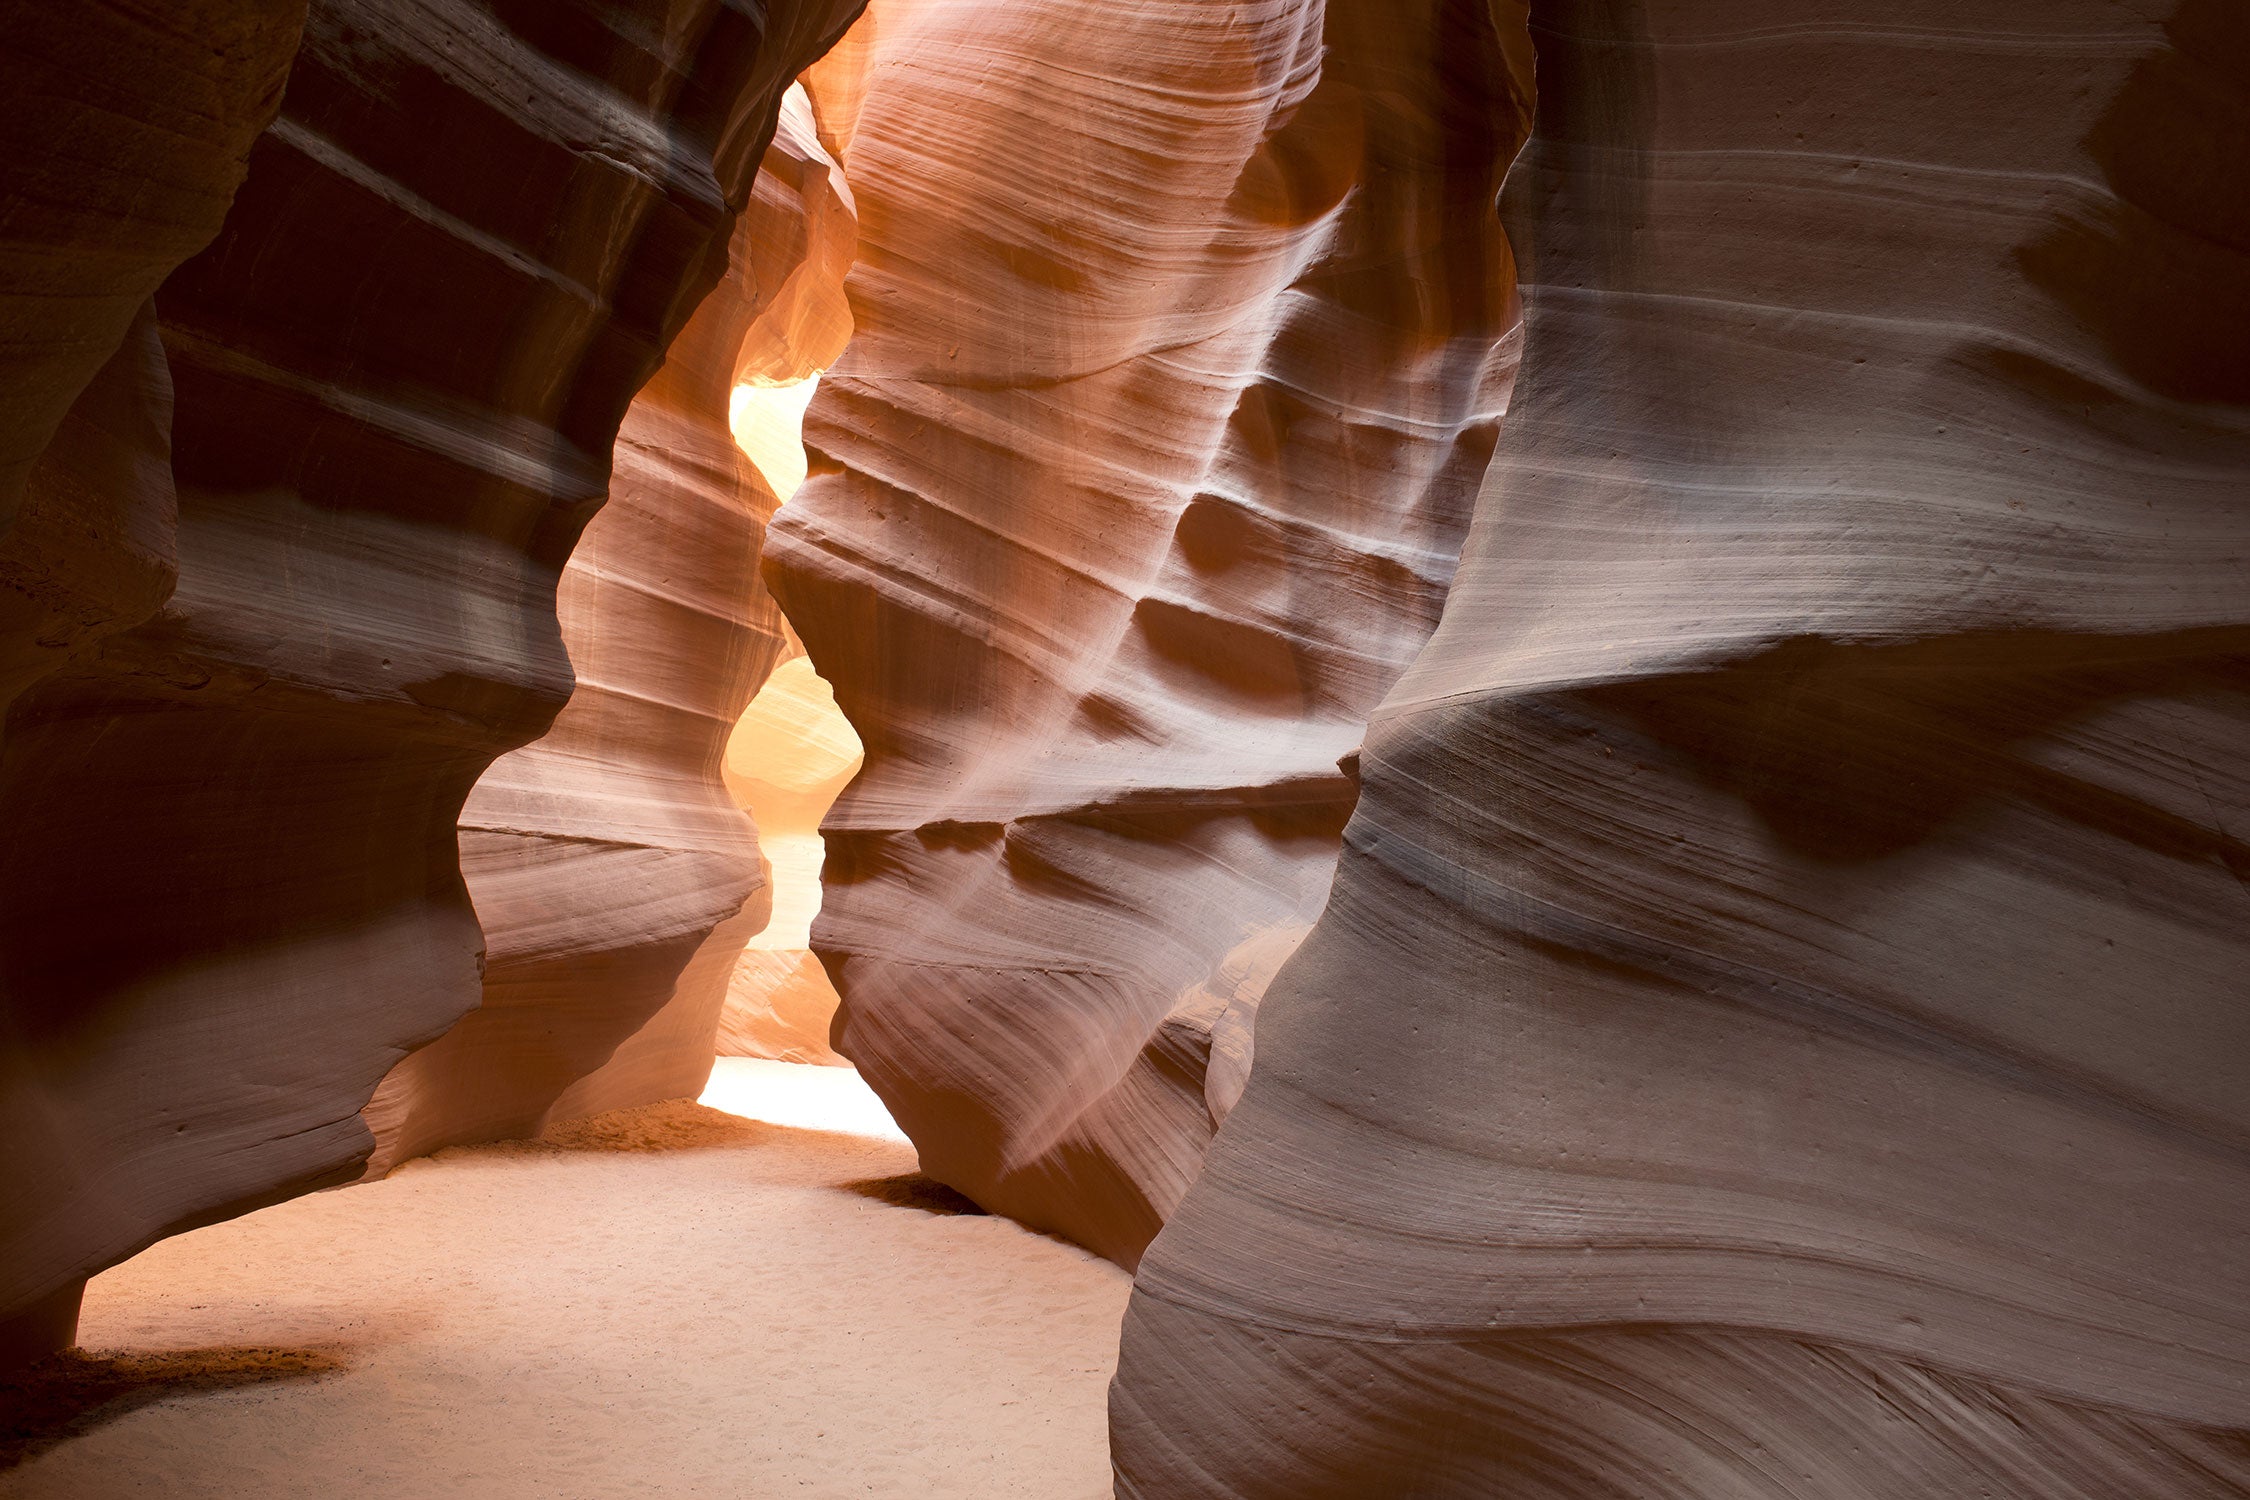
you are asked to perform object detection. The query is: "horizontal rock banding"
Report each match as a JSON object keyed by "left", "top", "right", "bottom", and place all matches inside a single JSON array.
[{"left": 362, "top": 88, "right": 862, "bottom": 1164}]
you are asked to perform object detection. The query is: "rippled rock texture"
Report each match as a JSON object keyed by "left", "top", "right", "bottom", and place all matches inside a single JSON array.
[
  {"left": 764, "top": 0, "right": 1529, "bottom": 1266},
  {"left": 0, "top": 0, "right": 862, "bottom": 1360},
  {"left": 714, "top": 164, "right": 861, "bottom": 1067},
  {"left": 0, "top": 1, "right": 305, "bottom": 824},
  {"left": 1114, "top": 2, "right": 2250, "bottom": 1495},
  {"left": 361, "top": 88, "right": 859, "bottom": 1169}
]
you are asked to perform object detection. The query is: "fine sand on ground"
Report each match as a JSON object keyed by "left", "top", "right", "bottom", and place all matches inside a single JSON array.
[{"left": 1, "top": 1065, "right": 1130, "bottom": 1499}]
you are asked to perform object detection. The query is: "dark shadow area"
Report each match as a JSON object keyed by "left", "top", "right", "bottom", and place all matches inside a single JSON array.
[
  {"left": 0, "top": 1345, "right": 349, "bottom": 1471},
  {"left": 842, "top": 1173, "right": 988, "bottom": 1216},
  {"left": 2021, "top": 0, "right": 2250, "bottom": 405},
  {"left": 1590, "top": 626, "right": 2250, "bottom": 868}
]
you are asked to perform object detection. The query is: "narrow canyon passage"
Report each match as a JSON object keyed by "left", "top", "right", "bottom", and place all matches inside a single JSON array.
[
  {"left": 3, "top": 1, "right": 2245, "bottom": 1496},
  {"left": 716, "top": 370, "right": 865, "bottom": 1069}
]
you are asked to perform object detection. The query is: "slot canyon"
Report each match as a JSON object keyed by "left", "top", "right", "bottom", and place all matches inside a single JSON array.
[{"left": 0, "top": 0, "right": 2244, "bottom": 1496}]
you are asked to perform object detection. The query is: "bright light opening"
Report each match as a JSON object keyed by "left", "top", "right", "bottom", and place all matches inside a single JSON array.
[
  {"left": 729, "top": 376, "right": 824, "bottom": 502},
  {"left": 703, "top": 366, "right": 888, "bottom": 1140}
]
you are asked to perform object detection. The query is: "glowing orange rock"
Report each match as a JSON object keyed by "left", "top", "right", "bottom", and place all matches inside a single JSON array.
[
  {"left": 719, "top": 651, "right": 863, "bottom": 1064},
  {"left": 767, "top": 0, "right": 1526, "bottom": 1264}
]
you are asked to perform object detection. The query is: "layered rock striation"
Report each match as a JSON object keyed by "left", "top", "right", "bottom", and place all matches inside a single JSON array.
[
  {"left": 0, "top": 0, "right": 304, "bottom": 565},
  {"left": 0, "top": 0, "right": 861, "bottom": 1361},
  {"left": 361, "top": 88, "right": 860, "bottom": 1168},
  {"left": 1114, "top": 2, "right": 2250, "bottom": 1494},
  {"left": 764, "top": 0, "right": 1531, "bottom": 1265},
  {"left": 713, "top": 168, "right": 862, "bottom": 1066}
]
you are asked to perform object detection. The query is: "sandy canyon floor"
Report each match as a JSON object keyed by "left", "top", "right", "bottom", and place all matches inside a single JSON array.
[{"left": 0, "top": 1061, "right": 1129, "bottom": 1498}]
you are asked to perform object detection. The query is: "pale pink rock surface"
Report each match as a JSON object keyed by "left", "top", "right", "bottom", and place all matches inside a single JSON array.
[{"left": 1113, "top": 3, "right": 2250, "bottom": 1494}]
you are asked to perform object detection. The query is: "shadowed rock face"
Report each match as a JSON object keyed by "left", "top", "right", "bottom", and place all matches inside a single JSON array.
[
  {"left": 0, "top": 1, "right": 306, "bottom": 553},
  {"left": 355, "top": 203, "right": 781, "bottom": 1173},
  {"left": 1114, "top": 2, "right": 2250, "bottom": 1495},
  {"left": 0, "top": 0, "right": 862, "bottom": 1359},
  {"left": 0, "top": 0, "right": 309, "bottom": 1369},
  {"left": 0, "top": 2, "right": 307, "bottom": 811},
  {"left": 763, "top": 0, "right": 1532, "bottom": 1267}
]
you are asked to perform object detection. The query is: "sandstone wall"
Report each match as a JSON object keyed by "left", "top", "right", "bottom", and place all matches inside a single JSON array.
[
  {"left": 0, "top": 0, "right": 304, "bottom": 558},
  {"left": 0, "top": 0, "right": 862, "bottom": 1361},
  {"left": 765, "top": 0, "right": 1530, "bottom": 1265},
  {"left": 361, "top": 89, "right": 859, "bottom": 1168},
  {"left": 710, "top": 158, "right": 862, "bottom": 1067},
  {"left": 0, "top": 0, "right": 309, "bottom": 1366},
  {"left": 1114, "top": 2, "right": 2250, "bottom": 1493}
]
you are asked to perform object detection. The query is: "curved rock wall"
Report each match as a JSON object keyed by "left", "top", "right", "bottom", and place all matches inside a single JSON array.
[
  {"left": 0, "top": 0, "right": 308, "bottom": 1365},
  {"left": 766, "top": 0, "right": 1531, "bottom": 1263},
  {"left": 356, "top": 209, "right": 779, "bottom": 1172},
  {"left": 553, "top": 87, "right": 859, "bottom": 1111},
  {"left": 0, "top": 0, "right": 304, "bottom": 555},
  {"left": 0, "top": 1, "right": 306, "bottom": 786},
  {"left": 0, "top": 0, "right": 862, "bottom": 1359},
  {"left": 360, "top": 89, "right": 859, "bottom": 1168},
  {"left": 713, "top": 154, "right": 862, "bottom": 1067},
  {"left": 1114, "top": 2, "right": 2250, "bottom": 1494}
]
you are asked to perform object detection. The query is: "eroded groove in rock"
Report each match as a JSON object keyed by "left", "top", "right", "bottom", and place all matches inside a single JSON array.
[
  {"left": 0, "top": 0, "right": 864, "bottom": 1353},
  {"left": 1114, "top": 2, "right": 2250, "bottom": 1494},
  {"left": 360, "top": 89, "right": 860, "bottom": 1167},
  {"left": 765, "top": 0, "right": 1532, "bottom": 1264},
  {"left": 710, "top": 135, "right": 863, "bottom": 1067}
]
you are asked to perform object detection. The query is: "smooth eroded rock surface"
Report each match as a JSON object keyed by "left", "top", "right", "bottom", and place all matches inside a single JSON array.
[
  {"left": 1114, "top": 2, "right": 2250, "bottom": 1494},
  {"left": 0, "top": 0, "right": 304, "bottom": 545},
  {"left": 0, "top": 0, "right": 863, "bottom": 1355},
  {"left": 0, "top": 0, "right": 309, "bottom": 1366},
  {"left": 765, "top": 0, "right": 1530, "bottom": 1265}
]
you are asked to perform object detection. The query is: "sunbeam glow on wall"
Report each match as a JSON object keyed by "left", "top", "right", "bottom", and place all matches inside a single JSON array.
[
  {"left": 730, "top": 375, "right": 823, "bottom": 501},
  {"left": 709, "top": 367, "right": 879, "bottom": 1139}
]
